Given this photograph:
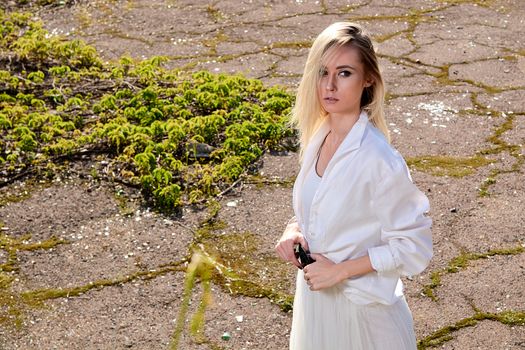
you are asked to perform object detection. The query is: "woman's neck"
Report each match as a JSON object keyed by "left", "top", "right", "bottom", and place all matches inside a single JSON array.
[{"left": 326, "top": 110, "right": 361, "bottom": 142}]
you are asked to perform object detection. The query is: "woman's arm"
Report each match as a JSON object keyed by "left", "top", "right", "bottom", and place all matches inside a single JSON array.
[
  {"left": 368, "top": 160, "right": 433, "bottom": 276},
  {"left": 304, "top": 254, "right": 375, "bottom": 291}
]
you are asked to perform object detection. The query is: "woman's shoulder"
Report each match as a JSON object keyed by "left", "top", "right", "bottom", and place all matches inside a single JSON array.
[{"left": 362, "top": 124, "right": 403, "bottom": 161}]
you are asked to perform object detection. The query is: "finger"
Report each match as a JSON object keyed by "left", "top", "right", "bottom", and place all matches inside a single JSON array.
[
  {"left": 274, "top": 244, "right": 283, "bottom": 257},
  {"left": 284, "top": 242, "right": 302, "bottom": 266},
  {"left": 276, "top": 245, "right": 289, "bottom": 262},
  {"left": 298, "top": 237, "right": 310, "bottom": 251},
  {"left": 309, "top": 253, "right": 323, "bottom": 261},
  {"left": 281, "top": 243, "right": 296, "bottom": 262},
  {"left": 277, "top": 244, "right": 302, "bottom": 268},
  {"left": 291, "top": 257, "right": 302, "bottom": 269}
]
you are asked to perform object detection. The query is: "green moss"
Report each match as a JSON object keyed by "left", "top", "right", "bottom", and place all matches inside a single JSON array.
[
  {"left": 73, "top": 6, "right": 93, "bottom": 31},
  {"left": 418, "top": 310, "right": 525, "bottom": 349},
  {"left": 0, "top": 219, "right": 186, "bottom": 329},
  {"left": 207, "top": 199, "right": 222, "bottom": 217},
  {"left": 406, "top": 155, "right": 494, "bottom": 177},
  {"left": 476, "top": 112, "right": 522, "bottom": 196},
  {"left": 22, "top": 261, "right": 185, "bottom": 304},
  {"left": 493, "top": 310, "right": 525, "bottom": 325},
  {"left": 206, "top": 4, "right": 224, "bottom": 22},
  {"left": 0, "top": 271, "right": 24, "bottom": 328},
  {"left": 0, "top": 232, "right": 70, "bottom": 328},
  {"left": 245, "top": 174, "right": 295, "bottom": 189},
  {"left": 0, "top": 180, "right": 45, "bottom": 207},
  {"left": 198, "top": 230, "right": 294, "bottom": 311},
  {"left": 113, "top": 187, "right": 136, "bottom": 216},
  {"left": 0, "top": 11, "right": 296, "bottom": 212},
  {"left": 100, "top": 28, "right": 153, "bottom": 46},
  {"left": 422, "top": 246, "right": 524, "bottom": 301},
  {"left": 270, "top": 41, "right": 312, "bottom": 50},
  {"left": 373, "top": 31, "right": 403, "bottom": 44},
  {"left": 0, "top": 233, "right": 68, "bottom": 272},
  {"left": 469, "top": 92, "right": 500, "bottom": 117},
  {"left": 421, "top": 270, "right": 442, "bottom": 301},
  {"left": 201, "top": 31, "right": 228, "bottom": 55},
  {"left": 418, "top": 317, "right": 477, "bottom": 349},
  {"left": 460, "top": 78, "right": 504, "bottom": 94},
  {"left": 478, "top": 171, "right": 498, "bottom": 197},
  {"left": 427, "top": 64, "right": 456, "bottom": 87},
  {"left": 488, "top": 113, "right": 514, "bottom": 142},
  {"left": 435, "top": 0, "right": 497, "bottom": 7}
]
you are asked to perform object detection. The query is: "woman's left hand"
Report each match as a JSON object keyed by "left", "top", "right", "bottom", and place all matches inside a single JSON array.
[{"left": 303, "top": 254, "right": 344, "bottom": 291}]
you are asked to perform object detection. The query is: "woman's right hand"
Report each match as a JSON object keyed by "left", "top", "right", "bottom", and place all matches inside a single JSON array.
[{"left": 275, "top": 221, "right": 309, "bottom": 269}]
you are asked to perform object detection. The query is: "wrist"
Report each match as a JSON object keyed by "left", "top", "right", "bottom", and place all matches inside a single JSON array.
[
  {"left": 336, "top": 260, "right": 353, "bottom": 283},
  {"left": 337, "top": 255, "right": 374, "bottom": 281}
]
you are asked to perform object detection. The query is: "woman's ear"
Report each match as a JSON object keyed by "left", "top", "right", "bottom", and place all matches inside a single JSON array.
[{"left": 364, "top": 78, "right": 373, "bottom": 88}]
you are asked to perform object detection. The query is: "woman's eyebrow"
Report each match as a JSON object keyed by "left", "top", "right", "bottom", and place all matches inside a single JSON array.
[{"left": 335, "top": 64, "right": 356, "bottom": 70}]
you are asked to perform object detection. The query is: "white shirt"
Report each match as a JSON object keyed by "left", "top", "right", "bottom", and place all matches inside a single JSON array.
[
  {"left": 293, "top": 111, "right": 433, "bottom": 305},
  {"left": 301, "top": 162, "right": 322, "bottom": 235}
]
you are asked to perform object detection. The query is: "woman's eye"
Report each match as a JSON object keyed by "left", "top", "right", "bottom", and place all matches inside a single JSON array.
[
  {"left": 319, "top": 69, "right": 328, "bottom": 76},
  {"left": 339, "top": 70, "right": 351, "bottom": 77}
]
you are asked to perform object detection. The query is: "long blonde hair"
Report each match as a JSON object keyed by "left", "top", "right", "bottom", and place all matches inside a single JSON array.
[{"left": 290, "top": 22, "right": 389, "bottom": 155}]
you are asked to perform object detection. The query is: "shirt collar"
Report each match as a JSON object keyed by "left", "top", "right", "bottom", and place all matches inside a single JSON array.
[
  {"left": 301, "top": 110, "right": 369, "bottom": 173},
  {"left": 335, "top": 110, "right": 369, "bottom": 155}
]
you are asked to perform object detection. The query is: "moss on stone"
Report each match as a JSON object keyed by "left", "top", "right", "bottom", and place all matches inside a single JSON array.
[
  {"left": 418, "top": 310, "right": 525, "bottom": 349},
  {"left": 245, "top": 174, "right": 295, "bottom": 189},
  {"left": 0, "top": 232, "right": 70, "bottom": 328},
  {"left": 198, "top": 229, "right": 294, "bottom": 311},
  {"left": 406, "top": 155, "right": 494, "bottom": 177},
  {"left": 435, "top": 0, "right": 497, "bottom": 7},
  {"left": 0, "top": 220, "right": 184, "bottom": 329},
  {"left": 271, "top": 41, "right": 312, "bottom": 50},
  {"left": 0, "top": 179, "right": 52, "bottom": 207},
  {"left": 422, "top": 245, "right": 524, "bottom": 301}
]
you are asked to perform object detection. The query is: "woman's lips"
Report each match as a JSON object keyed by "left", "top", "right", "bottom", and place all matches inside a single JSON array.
[{"left": 323, "top": 97, "right": 338, "bottom": 103}]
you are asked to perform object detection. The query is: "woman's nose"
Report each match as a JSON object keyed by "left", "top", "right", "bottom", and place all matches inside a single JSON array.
[{"left": 326, "top": 76, "right": 336, "bottom": 91}]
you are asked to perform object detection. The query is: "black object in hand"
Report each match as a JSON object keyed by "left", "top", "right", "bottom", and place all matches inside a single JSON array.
[{"left": 294, "top": 243, "right": 315, "bottom": 269}]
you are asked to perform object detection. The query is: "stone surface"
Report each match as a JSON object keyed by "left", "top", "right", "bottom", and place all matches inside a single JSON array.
[{"left": 1, "top": 0, "right": 524, "bottom": 349}]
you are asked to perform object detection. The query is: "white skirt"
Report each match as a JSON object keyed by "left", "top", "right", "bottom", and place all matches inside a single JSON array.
[{"left": 290, "top": 270, "right": 417, "bottom": 350}]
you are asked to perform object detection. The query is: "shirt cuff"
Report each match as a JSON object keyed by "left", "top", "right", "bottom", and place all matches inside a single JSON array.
[{"left": 368, "top": 245, "right": 397, "bottom": 274}]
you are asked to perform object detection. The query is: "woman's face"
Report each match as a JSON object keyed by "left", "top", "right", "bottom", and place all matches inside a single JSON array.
[{"left": 317, "top": 45, "right": 371, "bottom": 118}]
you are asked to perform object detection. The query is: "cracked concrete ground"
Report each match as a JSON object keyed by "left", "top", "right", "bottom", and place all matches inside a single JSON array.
[{"left": 0, "top": 0, "right": 524, "bottom": 349}]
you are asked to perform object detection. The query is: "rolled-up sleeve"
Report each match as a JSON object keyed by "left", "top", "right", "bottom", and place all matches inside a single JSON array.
[{"left": 368, "top": 160, "right": 433, "bottom": 276}]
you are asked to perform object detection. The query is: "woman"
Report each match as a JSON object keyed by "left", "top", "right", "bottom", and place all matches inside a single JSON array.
[{"left": 275, "top": 22, "right": 432, "bottom": 349}]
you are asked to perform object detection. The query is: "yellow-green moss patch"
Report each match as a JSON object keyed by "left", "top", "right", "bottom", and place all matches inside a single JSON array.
[
  {"left": 0, "top": 232, "right": 70, "bottom": 328},
  {"left": 406, "top": 155, "right": 494, "bottom": 177},
  {"left": 418, "top": 310, "right": 525, "bottom": 349},
  {"left": 422, "top": 245, "right": 524, "bottom": 301},
  {"left": 435, "top": 0, "right": 497, "bottom": 8},
  {"left": 22, "top": 261, "right": 186, "bottom": 304},
  {"left": 199, "top": 230, "right": 294, "bottom": 311},
  {"left": 270, "top": 41, "right": 312, "bottom": 50}
]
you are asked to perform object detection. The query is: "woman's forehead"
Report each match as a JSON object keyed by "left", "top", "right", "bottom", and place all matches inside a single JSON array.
[{"left": 322, "top": 45, "right": 363, "bottom": 68}]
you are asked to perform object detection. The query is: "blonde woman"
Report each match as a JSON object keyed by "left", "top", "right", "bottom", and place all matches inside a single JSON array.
[{"left": 275, "top": 22, "right": 432, "bottom": 349}]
